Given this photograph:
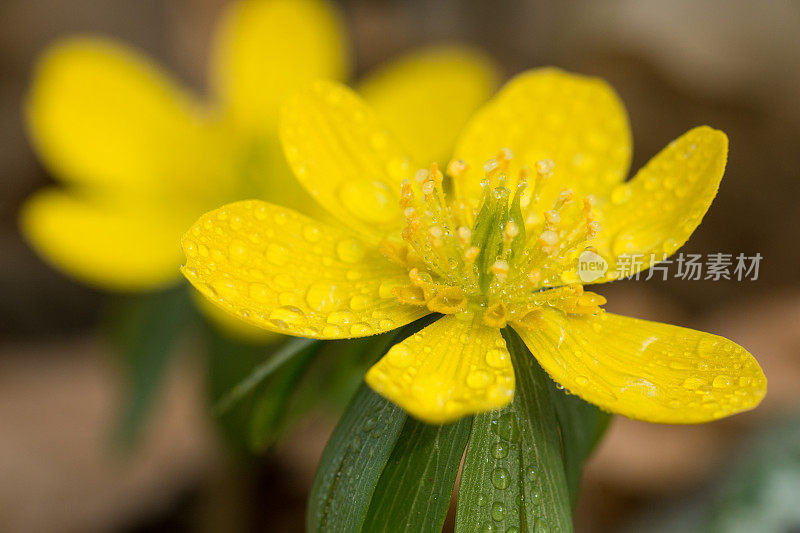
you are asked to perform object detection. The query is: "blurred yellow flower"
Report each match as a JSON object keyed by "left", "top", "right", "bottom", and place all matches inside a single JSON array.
[
  {"left": 20, "top": 0, "right": 499, "bottom": 295},
  {"left": 182, "top": 71, "right": 766, "bottom": 424}
]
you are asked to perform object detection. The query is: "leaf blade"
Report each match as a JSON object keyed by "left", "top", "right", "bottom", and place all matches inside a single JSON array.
[{"left": 456, "top": 328, "right": 573, "bottom": 532}]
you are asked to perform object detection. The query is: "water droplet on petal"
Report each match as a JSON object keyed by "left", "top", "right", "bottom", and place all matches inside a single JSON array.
[
  {"left": 338, "top": 180, "right": 399, "bottom": 224},
  {"left": 336, "top": 238, "right": 366, "bottom": 263}
]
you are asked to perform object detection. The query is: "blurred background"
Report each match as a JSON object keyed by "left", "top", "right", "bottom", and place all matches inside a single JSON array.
[{"left": 1, "top": 0, "right": 799, "bottom": 531}]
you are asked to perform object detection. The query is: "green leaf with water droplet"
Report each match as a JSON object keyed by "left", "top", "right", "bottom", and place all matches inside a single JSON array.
[
  {"left": 456, "top": 329, "right": 573, "bottom": 533},
  {"left": 307, "top": 383, "right": 407, "bottom": 532},
  {"left": 547, "top": 376, "right": 612, "bottom": 504},
  {"left": 361, "top": 415, "right": 473, "bottom": 532}
]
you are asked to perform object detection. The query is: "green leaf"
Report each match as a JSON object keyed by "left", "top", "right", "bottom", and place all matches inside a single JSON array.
[
  {"left": 307, "top": 384, "right": 407, "bottom": 532},
  {"left": 456, "top": 328, "right": 573, "bottom": 533},
  {"left": 247, "top": 341, "right": 320, "bottom": 450},
  {"left": 362, "top": 416, "right": 473, "bottom": 532},
  {"left": 111, "top": 285, "right": 193, "bottom": 447},
  {"left": 215, "top": 336, "right": 320, "bottom": 413},
  {"left": 547, "top": 380, "right": 612, "bottom": 504}
]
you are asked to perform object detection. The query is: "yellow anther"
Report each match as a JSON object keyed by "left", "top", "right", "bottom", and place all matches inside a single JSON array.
[
  {"left": 426, "top": 286, "right": 467, "bottom": 314},
  {"left": 539, "top": 230, "right": 559, "bottom": 247},
  {"left": 491, "top": 259, "right": 510, "bottom": 278},
  {"left": 497, "top": 147, "right": 514, "bottom": 162},
  {"left": 483, "top": 301, "right": 508, "bottom": 328},
  {"left": 503, "top": 221, "right": 519, "bottom": 242},
  {"left": 430, "top": 162, "right": 443, "bottom": 183},
  {"left": 464, "top": 246, "right": 480, "bottom": 262},
  {"left": 446, "top": 159, "right": 469, "bottom": 178},
  {"left": 483, "top": 158, "right": 499, "bottom": 176},
  {"left": 403, "top": 207, "right": 416, "bottom": 219},
  {"left": 557, "top": 189, "right": 574, "bottom": 206},
  {"left": 379, "top": 240, "right": 409, "bottom": 266},
  {"left": 392, "top": 284, "right": 427, "bottom": 306},
  {"left": 518, "top": 165, "right": 530, "bottom": 182},
  {"left": 544, "top": 210, "right": 560, "bottom": 227},
  {"left": 457, "top": 226, "right": 472, "bottom": 246},
  {"left": 513, "top": 308, "right": 547, "bottom": 331},
  {"left": 560, "top": 289, "right": 606, "bottom": 316},
  {"left": 409, "top": 268, "right": 433, "bottom": 287},
  {"left": 422, "top": 180, "right": 435, "bottom": 196},
  {"left": 415, "top": 169, "right": 429, "bottom": 183},
  {"left": 587, "top": 220, "right": 601, "bottom": 239},
  {"left": 400, "top": 180, "right": 414, "bottom": 206},
  {"left": 535, "top": 158, "right": 554, "bottom": 178}
]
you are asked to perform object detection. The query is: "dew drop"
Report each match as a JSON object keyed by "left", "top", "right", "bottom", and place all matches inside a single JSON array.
[
  {"left": 338, "top": 180, "right": 399, "bottom": 224},
  {"left": 486, "top": 348, "right": 511, "bottom": 369},
  {"left": 337, "top": 238, "right": 366, "bottom": 263},
  {"left": 266, "top": 243, "right": 289, "bottom": 265},
  {"left": 327, "top": 310, "right": 356, "bottom": 325},
  {"left": 712, "top": 375, "right": 731, "bottom": 388},
  {"left": 303, "top": 225, "right": 321, "bottom": 242},
  {"left": 349, "top": 294, "right": 370, "bottom": 311},
  {"left": 350, "top": 323, "right": 373, "bottom": 336},
  {"left": 491, "top": 501, "right": 506, "bottom": 522},
  {"left": 491, "top": 441, "right": 508, "bottom": 459},
  {"left": 322, "top": 325, "right": 341, "bottom": 337},
  {"left": 682, "top": 376, "right": 705, "bottom": 390},
  {"left": 491, "top": 413, "right": 520, "bottom": 443},
  {"left": 610, "top": 183, "right": 631, "bottom": 205},
  {"left": 467, "top": 370, "right": 491, "bottom": 389},
  {"left": 491, "top": 467, "right": 510, "bottom": 490},
  {"left": 306, "top": 283, "right": 343, "bottom": 313},
  {"left": 269, "top": 306, "right": 306, "bottom": 328},
  {"left": 386, "top": 344, "right": 413, "bottom": 367}
]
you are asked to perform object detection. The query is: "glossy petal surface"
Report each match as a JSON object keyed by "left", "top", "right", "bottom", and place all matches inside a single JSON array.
[
  {"left": 192, "top": 290, "right": 282, "bottom": 344},
  {"left": 515, "top": 309, "right": 766, "bottom": 423},
  {"left": 358, "top": 45, "right": 499, "bottom": 166},
  {"left": 211, "top": 0, "right": 348, "bottom": 134},
  {"left": 26, "top": 38, "right": 221, "bottom": 197},
  {"left": 280, "top": 80, "right": 414, "bottom": 242},
  {"left": 593, "top": 126, "right": 728, "bottom": 280},
  {"left": 20, "top": 189, "right": 187, "bottom": 290},
  {"left": 182, "top": 200, "right": 426, "bottom": 338},
  {"left": 365, "top": 315, "right": 515, "bottom": 424},
  {"left": 453, "top": 68, "right": 632, "bottom": 209}
]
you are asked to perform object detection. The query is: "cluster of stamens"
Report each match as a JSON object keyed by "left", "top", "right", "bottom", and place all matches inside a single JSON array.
[{"left": 380, "top": 148, "right": 606, "bottom": 330}]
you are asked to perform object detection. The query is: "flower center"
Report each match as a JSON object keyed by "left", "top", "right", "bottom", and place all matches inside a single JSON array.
[{"left": 380, "top": 149, "right": 607, "bottom": 330}]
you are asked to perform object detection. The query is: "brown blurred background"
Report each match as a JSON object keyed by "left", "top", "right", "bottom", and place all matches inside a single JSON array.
[{"left": 1, "top": 1, "right": 799, "bottom": 532}]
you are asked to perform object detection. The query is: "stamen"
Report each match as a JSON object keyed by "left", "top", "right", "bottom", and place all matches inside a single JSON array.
[{"left": 394, "top": 155, "right": 607, "bottom": 328}]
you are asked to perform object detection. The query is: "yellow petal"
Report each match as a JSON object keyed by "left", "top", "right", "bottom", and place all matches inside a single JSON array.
[
  {"left": 515, "top": 309, "right": 766, "bottom": 424},
  {"left": 453, "top": 67, "right": 632, "bottom": 209},
  {"left": 280, "top": 80, "right": 415, "bottom": 242},
  {"left": 182, "top": 200, "right": 426, "bottom": 338},
  {"left": 358, "top": 45, "right": 499, "bottom": 166},
  {"left": 211, "top": 0, "right": 349, "bottom": 135},
  {"left": 26, "top": 37, "right": 223, "bottom": 197},
  {"left": 20, "top": 189, "right": 186, "bottom": 291},
  {"left": 192, "top": 289, "right": 283, "bottom": 344},
  {"left": 365, "top": 315, "right": 515, "bottom": 424},
  {"left": 592, "top": 126, "right": 728, "bottom": 280}
]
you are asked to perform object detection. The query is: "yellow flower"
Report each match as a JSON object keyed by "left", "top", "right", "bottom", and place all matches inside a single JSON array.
[
  {"left": 182, "top": 69, "right": 766, "bottom": 424},
  {"left": 19, "top": 0, "right": 499, "bottom": 294}
]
